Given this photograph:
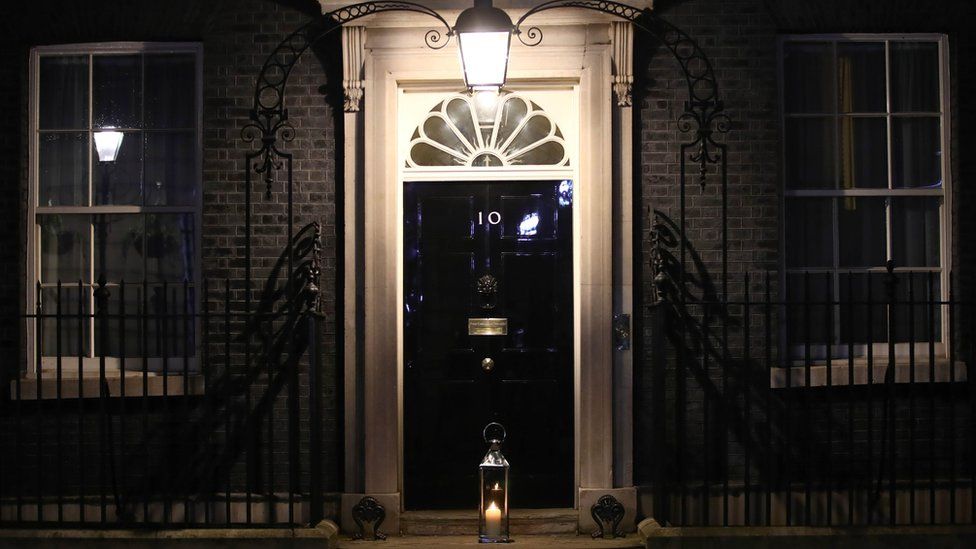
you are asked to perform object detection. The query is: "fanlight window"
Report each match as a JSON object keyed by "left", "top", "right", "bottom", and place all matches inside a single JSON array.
[{"left": 407, "top": 92, "right": 569, "bottom": 168}]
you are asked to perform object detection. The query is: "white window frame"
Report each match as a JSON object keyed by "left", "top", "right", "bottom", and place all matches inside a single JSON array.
[
  {"left": 777, "top": 33, "right": 953, "bottom": 362},
  {"left": 26, "top": 42, "right": 204, "bottom": 376}
]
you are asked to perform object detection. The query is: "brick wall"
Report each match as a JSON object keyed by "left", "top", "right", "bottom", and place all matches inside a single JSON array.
[
  {"left": 634, "top": 0, "right": 976, "bottom": 525},
  {"left": 0, "top": 0, "right": 973, "bottom": 528},
  {"left": 635, "top": 0, "right": 781, "bottom": 489},
  {"left": 200, "top": 0, "right": 342, "bottom": 496},
  {"left": 0, "top": 0, "right": 343, "bottom": 520}
]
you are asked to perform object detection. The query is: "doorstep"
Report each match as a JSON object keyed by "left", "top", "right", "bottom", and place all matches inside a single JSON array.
[
  {"left": 0, "top": 520, "right": 339, "bottom": 549},
  {"left": 337, "top": 534, "right": 642, "bottom": 548},
  {"left": 638, "top": 519, "right": 976, "bottom": 548},
  {"left": 401, "top": 508, "right": 578, "bottom": 536}
]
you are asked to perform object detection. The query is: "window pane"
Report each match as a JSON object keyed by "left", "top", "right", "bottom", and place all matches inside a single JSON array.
[
  {"left": 892, "top": 272, "right": 941, "bottom": 344},
  {"left": 510, "top": 141, "right": 565, "bottom": 166},
  {"left": 496, "top": 96, "right": 529, "bottom": 147},
  {"left": 38, "top": 215, "right": 90, "bottom": 284},
  {"left": 892, "top": 117, "right": 941, "bottom": 188},
  {"left": 507, "top": 114, "right": 552, "bottom": 156},
  {"left": 785, "top": 198, "right": 833, "bottom": 268},
  {"left": 785, "top": 273, "right": 832, "bottom": 347},
  {"left": 839, "top": 272, "right": 888, "bottom": 344},
  {"left": 837, "top": 197, "right": 886, "bottom": 268},
  {"left": 145, "top": 132, "right": 196, "bottom": 206},
  {"left": 891, "top": 42, "right": 939, "bottom": 112},
  {"left": 145, "top": 214, "right": 195, "bottom": 282},
  {"left": 93, "top": 131, "right": 143, "bottom": 205},
  {"left": 145, "top": 54, "right": 196, "bottom": 129},
  {"left": 839, "top": 117, "right": 887, "bottom": 189},
  {"left": 93, "top": 55, "right": 141, "bottom": 128},
  {"left": 97, "top": 283, "right": 142, "bottom": 358},
  {"left": 38, "top": 132, "right": 88, "bottom": 207},
  {"left": 39, "top": 286, "right": 89, "bottom": 356},
  {"left": 785, "top": 117, "right": 835, "bottom": 189},
  {"left": 143, "top": 283, "right": 195, "bottom": 361},
  {"left": 837, "top": 42, "right": 885, "bottom": 113},
  {"left": 891, "top": 197, "right": 940, "bottom": 267},
  {"left": 410, "top": 142, "right": 463, "bottom": 166},
  {"left": 783, "top": 42, "right": 833, "bottom": 113},
  {"left": 94, "top": 214, "right": 143, "bottom": 283},
  {"left": 423, "top": 116, "right": 468, "bottom": 155},
  {"left": 39, "top": 56, "right": 88, "bottom": 129}
]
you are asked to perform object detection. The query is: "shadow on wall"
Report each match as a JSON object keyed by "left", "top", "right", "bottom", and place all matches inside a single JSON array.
[
  {"left": 112, "top": 221, "right": 323, "bottom": 522},
  {"left": 645, "top": 209, "right": 901, "bottom": 524}
]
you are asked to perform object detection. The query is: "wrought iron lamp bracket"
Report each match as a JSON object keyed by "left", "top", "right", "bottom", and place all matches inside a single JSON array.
[
  {"left": 512, "top": 0, "right": 728, "bottom": 188},
  {"left": 246, "top": 0, "right": 729, "bottom": 193},
  {"left": 244, "top": 1, "right": 453, "bottom": 198}
]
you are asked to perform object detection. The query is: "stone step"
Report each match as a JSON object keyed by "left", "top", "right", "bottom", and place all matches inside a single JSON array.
[
  {"left": 400, "top": 508, "right": 578, "bottom": 536},
  {"left": 338, "top": 534, "right": 642, "bottom": 548}
]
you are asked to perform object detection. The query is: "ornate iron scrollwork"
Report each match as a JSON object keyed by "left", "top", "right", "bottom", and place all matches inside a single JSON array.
[
  {"left": 352, "top": 496, "right": 387, "bottom": 540},
  {"left": 512, "top": 0, "right": 728, "bottom": 189},
  {"left": 245, "top": 1, "right": 452, "bottom": 198},
  {"left": 305, "top": 221, "right": 323, "bottom": 312},
  {"left": 647, "top": 209, "right": 682, "bottom": 306},
  {"left": 590, "top": 494, "right": 625, "bottom": 539},
  {"left": 648, "top": 211, "right": 669, "bottom": 305},
  {"left": 613, "top": 313, "right": 631, "bottom": 350}
]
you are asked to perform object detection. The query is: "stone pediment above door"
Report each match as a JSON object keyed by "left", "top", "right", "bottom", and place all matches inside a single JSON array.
[{"left": 317, "top": 0, "right": 655, "bottom": 23}]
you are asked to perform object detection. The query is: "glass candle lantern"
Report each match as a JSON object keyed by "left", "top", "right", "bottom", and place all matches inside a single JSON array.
[{"left": 479, "top": 422, "right": 510, "bottom": 543}]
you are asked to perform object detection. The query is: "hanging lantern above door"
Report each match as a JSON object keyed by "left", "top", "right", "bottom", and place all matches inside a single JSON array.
[{"left": 454, "top": 0, "right": 514, "bottom": 91}]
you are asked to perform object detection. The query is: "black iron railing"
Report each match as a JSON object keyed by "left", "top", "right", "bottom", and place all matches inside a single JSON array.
[
  {"left": 0, "top": 227, "right": 327, "bottom": 529},
  {"left": 642, "top": 261, "right": 976, "bottom": 527}
]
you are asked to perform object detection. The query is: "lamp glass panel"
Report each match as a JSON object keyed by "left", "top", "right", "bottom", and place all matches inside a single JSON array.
[
  {"left": 459, "top": 31, "right": 509, "bottom": 88},
  {"left": 93, "top": 131, "right": 143, "bottom": 205},
  {"left": 94, "top": 130, "right": 124, "bottom": 162}
]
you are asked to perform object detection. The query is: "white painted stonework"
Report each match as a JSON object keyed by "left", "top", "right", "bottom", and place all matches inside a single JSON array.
[{"left": 328, "top": 0, "right": 644, "bottom": 534}]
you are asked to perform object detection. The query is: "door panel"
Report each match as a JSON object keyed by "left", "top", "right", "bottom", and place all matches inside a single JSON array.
[{"left": 404, "top": 180, "right": 574, "bottom": 510}]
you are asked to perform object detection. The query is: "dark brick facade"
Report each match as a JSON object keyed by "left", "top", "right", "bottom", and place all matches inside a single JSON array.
[
  {"left": 0, "top": 0, "right": 342, "bottom": 518},
  {"left": 635, "top": 0, "right": 976, "bottom": 525},
  {"left": 0, "top": 0, "right": 973, "bottom": 529}
]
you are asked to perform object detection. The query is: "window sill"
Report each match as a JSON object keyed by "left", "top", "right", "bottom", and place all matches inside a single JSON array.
[
  {"left": 10, "top": 371, "right": 205, "bottom": 400},
  {"left": 769, "top": 358, "right": 967, "bottom": 389}
]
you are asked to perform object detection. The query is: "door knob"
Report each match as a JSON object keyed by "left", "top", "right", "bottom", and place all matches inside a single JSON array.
[{"left": 481, "top": 357, "right": 495, "bottom": 372}]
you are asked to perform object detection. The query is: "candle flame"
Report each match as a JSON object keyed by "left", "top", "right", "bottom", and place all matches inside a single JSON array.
[
  {"left": 487, "top": 501, "right": 499, "bottom": 511},
  {"left": 493, "top": 483, "right": 500, "bottom": 490}
]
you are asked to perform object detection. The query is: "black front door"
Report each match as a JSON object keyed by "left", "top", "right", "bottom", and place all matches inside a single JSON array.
[{"left": 404, "top": 180, "right": 574, "bottom": 510}]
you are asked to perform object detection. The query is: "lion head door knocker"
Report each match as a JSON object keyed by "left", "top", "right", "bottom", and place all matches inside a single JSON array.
[{"left": 476, "top": 273, "right": 498, "bottom": 310}]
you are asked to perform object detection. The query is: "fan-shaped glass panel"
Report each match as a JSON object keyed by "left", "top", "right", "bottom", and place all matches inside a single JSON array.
[{"left": 407, "top": 92, "right": 568, "bottom": 168}]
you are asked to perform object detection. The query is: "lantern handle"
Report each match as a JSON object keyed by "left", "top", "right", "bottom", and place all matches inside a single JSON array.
[{"left": 483, "top": 422, "right": 506, "bottom": 444}]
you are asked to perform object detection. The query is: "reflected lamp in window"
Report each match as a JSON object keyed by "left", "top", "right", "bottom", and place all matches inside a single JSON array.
[{"left": 31, "top": 43, "right": 201, "bottom": 370}]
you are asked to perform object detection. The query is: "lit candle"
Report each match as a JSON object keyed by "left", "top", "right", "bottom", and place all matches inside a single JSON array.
[{"left": 485, "top": 500, "right": 502, "bottom": 538}]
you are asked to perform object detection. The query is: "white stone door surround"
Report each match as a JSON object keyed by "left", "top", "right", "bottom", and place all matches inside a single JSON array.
[{"left": 326, "top": 0, "right": 647, "bottom": 533}]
